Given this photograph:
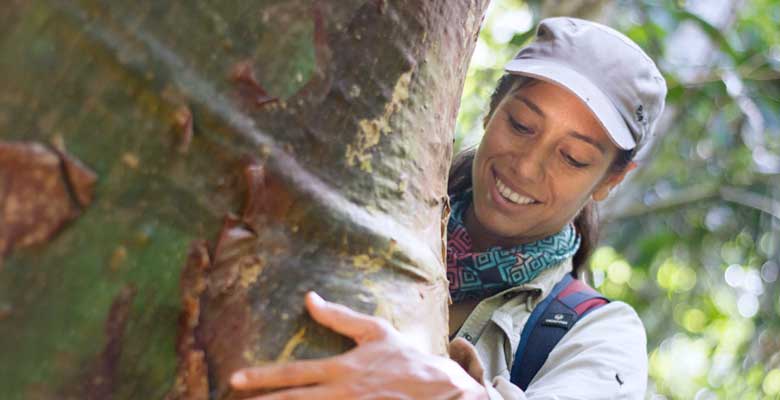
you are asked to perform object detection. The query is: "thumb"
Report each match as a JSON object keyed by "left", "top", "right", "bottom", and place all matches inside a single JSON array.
[{"left": 305, "top": 291, "right": 388, "bottom": 343}]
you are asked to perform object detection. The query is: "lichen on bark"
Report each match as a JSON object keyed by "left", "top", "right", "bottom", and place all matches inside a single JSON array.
[{"left": 0, "top": 1, "right": 489, "bottom": 398}]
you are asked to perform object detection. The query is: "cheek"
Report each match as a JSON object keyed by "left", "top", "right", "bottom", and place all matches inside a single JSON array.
[
  {"left": 549, "top": 175, "right": 597, "bottom": 214},
  {"left": 476, "top": 128, "right": 514, "bottom": 168},
  {"left": 486, "top": 124, "right": 515, "bottom": 148},
  {"left": 474, "top": 130, "right": 502, "bottom": 175}
]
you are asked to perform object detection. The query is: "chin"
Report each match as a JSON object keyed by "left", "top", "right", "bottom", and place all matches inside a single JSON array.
[
  {"left": 475, "top": 205, "right": 528, "bottom": 239},
  {"left": 490, "top": 222, "right": 529, "bottom": 240}
]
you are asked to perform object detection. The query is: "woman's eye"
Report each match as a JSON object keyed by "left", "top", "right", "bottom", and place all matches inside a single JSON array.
[
  {"left": 506, "top": 114, "right": 532, "bottom": 135},
  {"left": 562, "top": 152, "right": 589, "bottom": 168}
]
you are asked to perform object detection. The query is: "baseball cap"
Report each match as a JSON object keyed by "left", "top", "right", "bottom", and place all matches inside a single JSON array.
[{"left": 504, "top": 17, "right": 667, "bottom": 152}]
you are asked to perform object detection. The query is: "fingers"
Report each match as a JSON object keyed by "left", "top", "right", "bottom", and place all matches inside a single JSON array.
[
  {"left": 448, "top": 337, "right": 469, "bottom": 365},
  {"left": 449, "top": 337, "right": 478, "bottom": 361},
  {"left": 231, "top": 293, "right": 390, "bottom": 392},
  {"left": 231, "top": 358, "right": 344, "bottom": 391},
  {"left": 245, "top": 384, "right": 348, "bottom": 400},
  {"left": 305, "top": 291, "right": 389, "bottom": 343},
  {"left": 448, "top": 338, "right": 485, "bottom": 383}
]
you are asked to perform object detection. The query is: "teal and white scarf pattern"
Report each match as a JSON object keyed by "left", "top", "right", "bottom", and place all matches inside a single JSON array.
[{"left": 446, "top": 190, "right": 581, "bottom": 302}]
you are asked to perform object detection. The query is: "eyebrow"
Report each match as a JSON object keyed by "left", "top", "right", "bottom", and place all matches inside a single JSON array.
[
  {"left": 513, "top": 94, "right": 545, "bottom": 118},
  {"left": 513, "top": 94, "right": 607, "bottom": 155},
  {"left": 569, "top": 131, "right": 607, "bottom": 155}
]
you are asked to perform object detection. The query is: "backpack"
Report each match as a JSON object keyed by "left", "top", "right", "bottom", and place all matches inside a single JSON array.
[{"left": 509, "top": 274, "right": 610, "bottom": 390}]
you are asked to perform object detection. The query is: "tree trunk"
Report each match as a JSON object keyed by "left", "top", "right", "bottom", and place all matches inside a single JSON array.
[{"left": 0, "top": 1, "right": 489, "bottom": 399}]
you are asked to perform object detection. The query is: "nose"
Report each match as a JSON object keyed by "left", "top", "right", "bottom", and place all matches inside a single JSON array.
[{"left": 510, "top": 147, "right": 545, "bottom": 184}]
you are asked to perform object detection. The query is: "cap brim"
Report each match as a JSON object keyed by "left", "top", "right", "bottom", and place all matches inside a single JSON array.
[{"left": 504, "top": 58, "right": 635, "bottom": 150}]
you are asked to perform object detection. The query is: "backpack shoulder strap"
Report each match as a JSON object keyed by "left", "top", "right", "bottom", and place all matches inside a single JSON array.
[{"left": 509, "top": 274, "right": 609, "bottom": 391}]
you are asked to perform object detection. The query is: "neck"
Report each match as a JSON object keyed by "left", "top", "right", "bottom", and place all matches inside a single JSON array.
[{"left": 462, "top": 203, "right": 548, "bottom": 251}]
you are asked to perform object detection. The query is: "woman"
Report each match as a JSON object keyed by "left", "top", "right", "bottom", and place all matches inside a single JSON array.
[{"left": 230, "top": 17, "right": 667, "bottom": 399}]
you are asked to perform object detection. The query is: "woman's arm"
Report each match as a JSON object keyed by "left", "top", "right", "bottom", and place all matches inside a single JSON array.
[{"left": 230, "top": 292, "right": 490, "bottom": 400}]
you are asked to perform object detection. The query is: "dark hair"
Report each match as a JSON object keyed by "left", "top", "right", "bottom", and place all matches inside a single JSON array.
[{"left": 448, "top": 74, "right": 635, "bottom": 278}]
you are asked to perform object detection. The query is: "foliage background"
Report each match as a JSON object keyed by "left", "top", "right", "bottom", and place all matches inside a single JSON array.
[{"left": 455, "top": 1, "right": 780, "bottom": 398}]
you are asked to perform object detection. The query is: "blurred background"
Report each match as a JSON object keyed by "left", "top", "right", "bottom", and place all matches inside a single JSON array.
[{"left": 455, "top": 1, "right": 780, "bottom": 399}]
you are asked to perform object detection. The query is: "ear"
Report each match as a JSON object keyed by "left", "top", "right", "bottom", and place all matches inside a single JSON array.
[{"left": 592, "top": 161, "right": 637, "bottom": 202}]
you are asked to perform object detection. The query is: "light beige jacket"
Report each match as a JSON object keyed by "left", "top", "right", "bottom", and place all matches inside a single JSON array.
[{"left": 452, "top": 258, "right": 648, "bottom": 399}]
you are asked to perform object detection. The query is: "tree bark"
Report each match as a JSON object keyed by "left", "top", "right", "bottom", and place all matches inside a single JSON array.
[{"left": 0, "top": 1, "right": 489, "bottom": 399}]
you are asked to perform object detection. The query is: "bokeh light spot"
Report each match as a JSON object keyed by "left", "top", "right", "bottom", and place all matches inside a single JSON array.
[{"left": 763, "top": 369, "right": 780, "bottom": 395}]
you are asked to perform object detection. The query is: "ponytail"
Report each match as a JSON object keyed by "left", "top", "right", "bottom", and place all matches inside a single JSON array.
[{"left": 572, "top": 203, "right": 598, "bottom": 278}]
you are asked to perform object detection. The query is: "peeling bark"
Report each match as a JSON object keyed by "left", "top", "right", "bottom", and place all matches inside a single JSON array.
[
  {"left": 230, "top": 61, "right": 280, "bottom": 108},
  {"left": 75, "top": 285, "right": 137, "bottom": 400},
  {"left": 172, "top": 105, "right": 194, "bottom": 154},
  {"left": 0, "top": 141, "right": 96, "bottom": 262},
  {"left": 168, "top": 241, "right": 211, "bottom": 400},
  {"left": 0, "top": 1, "right": 489, "bottom": 398}
]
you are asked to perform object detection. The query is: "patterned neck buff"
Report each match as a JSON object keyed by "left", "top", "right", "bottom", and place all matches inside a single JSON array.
[{"left": 447, "top": 189, "right": 581, "bottom": 303}]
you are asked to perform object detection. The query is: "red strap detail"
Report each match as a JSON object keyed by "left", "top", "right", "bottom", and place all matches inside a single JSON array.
[
  {"left": 556, "top": 278, "right": 591, "bottom": 299},
  {"left": 574, "top": 298, "right": 608, "bottom": 315}
]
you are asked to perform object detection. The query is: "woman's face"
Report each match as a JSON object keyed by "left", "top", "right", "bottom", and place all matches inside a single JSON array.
[{"left": 471, "top": 79, "right": 633, "bottom": 245}]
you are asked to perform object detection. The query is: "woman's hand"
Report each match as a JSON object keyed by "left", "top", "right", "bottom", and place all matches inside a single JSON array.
[{"left": 230, "top": 291, "right": 489, "bottom": 400}]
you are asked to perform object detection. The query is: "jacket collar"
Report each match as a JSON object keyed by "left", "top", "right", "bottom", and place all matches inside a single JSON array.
[{"left": 482, "top": 257, "right": 574, "bottom": 310}]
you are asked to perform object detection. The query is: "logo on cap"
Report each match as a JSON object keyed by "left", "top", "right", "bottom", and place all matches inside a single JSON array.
[{"left": 636, "top": 105, "right": 645, "bottom": 123}]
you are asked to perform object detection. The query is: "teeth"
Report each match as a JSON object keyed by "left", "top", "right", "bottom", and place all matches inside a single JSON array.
[{"left": 496, "top": 177, "right": 535, "bottom": 205}]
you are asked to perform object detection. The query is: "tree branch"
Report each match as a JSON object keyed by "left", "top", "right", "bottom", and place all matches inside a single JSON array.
[
  {"left": 719, "top": 186, "right": 780, "bottom": 221},
  {"left": 603, "top": 184, "right": 780, "bottom": 223},
  {"left": 602, "top": 184, "right": 719, "bottom": 223}
]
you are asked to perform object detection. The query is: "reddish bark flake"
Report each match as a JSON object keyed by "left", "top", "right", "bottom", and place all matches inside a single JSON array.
[
  {"left": 208, "top": 215, "right": 257, "bottom": 297},
  {"left": 0, "top": 141, "right": 96, "bottom": 261},
  {"left": 58, "top": 150, "right": 98, "bottom": 207},
  {"left": 168, "top": 350, "right": 209, "bottom": 400},
  {"left": 81, "top": 285, "right": 137, "bottom": 400},
  {"left": 241, "top": 163, "right": 267, "bottom": 223},
  {"left": 178, "top": 240, "right": 210, "bottom": 344},
  {"left": 375, "top": 0, "right": 387, "bottom": 14},
  {"left": 230, "top": 60, "right": 279, "bottom": 107},
  {"left": 238, "top": 160, "right": 295, "bottom": 230},
  {"left": 195, "top": 215, "right": 263, "bottom": 399},
  {"left": 0, "top": 303, "right": 12, "bottom": 320},
  {"left": 172, "top": 105, "right": 193, "bottom": 154},
  {"left": 167, "top": 241, "right": 211, "bottom": 400},
  {"left": 171, "top": 232, "right": 265, "bottom": 398}
]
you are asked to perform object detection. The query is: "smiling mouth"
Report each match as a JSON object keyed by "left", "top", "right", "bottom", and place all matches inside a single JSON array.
[{"left": 493, "top": 171, "right": 539, "bottom": 206}]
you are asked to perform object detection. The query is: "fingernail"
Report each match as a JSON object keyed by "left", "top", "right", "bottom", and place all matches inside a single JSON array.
[
  {"left": 230, "top": 372, "right": 246, "bottom": 387},
  {"left": 308, "top": 291, "right": 325, "bottom": 305}
]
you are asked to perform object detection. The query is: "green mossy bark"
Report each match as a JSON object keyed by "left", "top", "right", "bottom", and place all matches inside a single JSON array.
[{"left": 0, "top": 1, "right": 489, "bottom": 398}]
